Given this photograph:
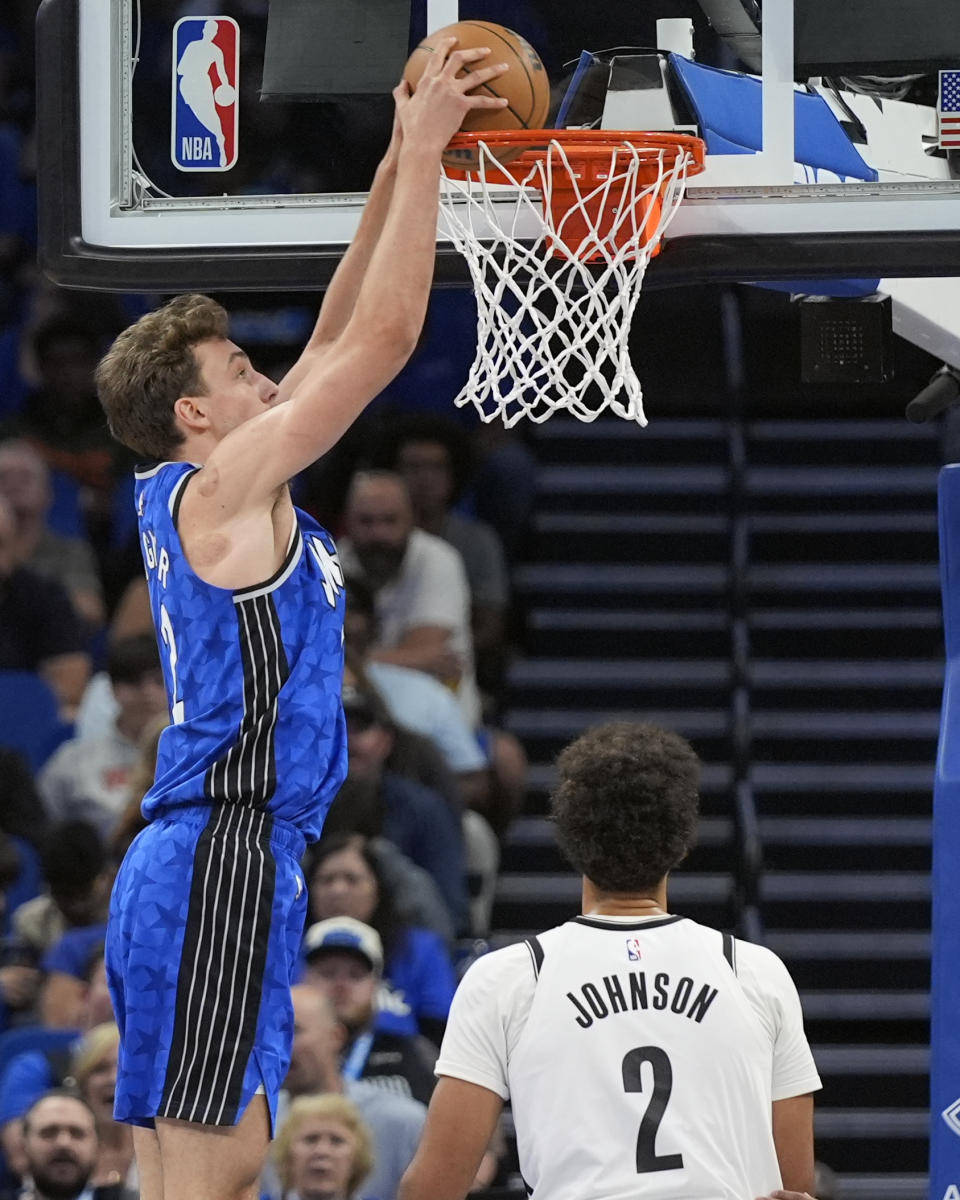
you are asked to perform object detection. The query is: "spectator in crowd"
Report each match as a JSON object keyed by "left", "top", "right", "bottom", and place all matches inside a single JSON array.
[
  {"left": 0, "top": 1091, "right": 136, "bottom": 1200},
  {"left": 335, "top": 681, "right": 467, "bottom": 932},
  {"left": 0, "top": 439, "right": 105, "bottom": 629},
  {"left": 0, "top": 944, "right": 114, "bottom": 1177},
  {"left": 271, "top": 1094, "right": 374, "bottom": 1200},
  {"left": 338, "top": 470, "right": 480, "bottom": 728},
  {"left": 107, "top": 714, "right": 166, "bottom": 863},
  {"left": 302, "top": 918, "right": 437, "bottom": 1106},
  {"left": 0, "top": 750, "right": 47, "bottom": 853},
  {"left": 3, "top": 315, "right": 125, "bottom": 551},
  {"left": 0, "top": 92, "right": 35, "bottom": 421},
  {"left": 103, "top": 574, "right": 151, "bottom": 645},
  {"left": 467, "top": 422, "right": 538, "bottom": 568},
  {"left": 342, "top": 585, "right": 502, "bottom": 931},
  {"left": 0, "top": 495, "right": 91, "bottom": 720},
  {"left": 306, "top": 835, "right": 455, "bottom": 1046},
  {"left": 38, "top": 636, "right": 167, "bottom": 842},
  {"left": 377, "top": 414, "right": 510, "bottom": 699},
  {"left": 0, "top": 832, "right": 39, "bottom": 1031},
  {"left": 283, "top": 987, "right": 509, "bottom": 1200},
  {"left": 11, "top": 822, "right": 110, "bottom": 964},
  {"left": 10, "top": 821, "right": 111, "bottom": 1030},
  {"left": 343, "top": 577, "right": 488, "bottom": 804},
  {"left": 341, "top": 654, "right": 465, "bottom": 825},
  {"left": 261, "top": 985, "right": 425, "bottom": 1200},
  {"left": 70, "top": 1024, "right": 135, "bottom": 1191},
  {"left": 343, "top": 575, "right": 524, "bottom": 851},
  {"left": 317, "top": 788, "right": 455, "bottom": 947}
]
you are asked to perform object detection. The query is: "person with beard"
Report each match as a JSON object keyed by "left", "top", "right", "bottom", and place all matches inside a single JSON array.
[
  {"left": 0, "top": 946, "right": 116, "bottom": 1173},
  {"left": 302, "top": 918, "right": 437, "bottom": 1106},
  {"left": 3, "top": 1091, "right": 136, "bottom": 1200},
  {"left": 337, "top": 472, "right": 480, "bottom": 729},
  {"left": 375, "top": 415, "right": 510, "bottom": 700}
]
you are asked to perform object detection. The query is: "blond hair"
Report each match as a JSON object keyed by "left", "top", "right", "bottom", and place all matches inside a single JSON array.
[
  {"left": 70, "top": 1022, "right": 120, "bottom": 1093},
  {"left": 273, "top": 1094, "right": 374, "bottom": 1197},
  {"left": 95, "top": 293, "right": 228, "bottom": 458}
]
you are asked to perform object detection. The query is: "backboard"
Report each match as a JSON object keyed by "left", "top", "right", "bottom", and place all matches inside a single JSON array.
[{"left": 37, "top": 0, "right": 960, "bottom": 292}]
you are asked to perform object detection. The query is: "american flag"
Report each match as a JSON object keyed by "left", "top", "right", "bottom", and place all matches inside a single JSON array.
[{"left": 938, "top": 69, "right": 960, "bottom": 148}]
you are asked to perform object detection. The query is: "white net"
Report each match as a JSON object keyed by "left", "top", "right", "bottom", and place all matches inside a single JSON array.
[{"left": 439, "top": 135, "right": 696, "bottom": 426}]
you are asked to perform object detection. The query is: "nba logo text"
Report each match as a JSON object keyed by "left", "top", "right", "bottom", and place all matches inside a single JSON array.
[
  {"left": 626, "top": 939, "right": 642, "bottom": 962},
  {"left": 172, "top": 16, "right": 239, "bottom": 172}
]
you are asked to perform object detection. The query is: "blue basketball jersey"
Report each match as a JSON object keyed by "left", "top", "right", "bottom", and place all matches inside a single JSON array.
[{"left": 133, "top": 461, "right": 347, "bottom": 840}]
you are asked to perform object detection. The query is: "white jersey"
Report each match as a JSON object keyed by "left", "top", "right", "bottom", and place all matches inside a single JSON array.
[{"left": 436, "top": 914, "right": 822, "bottom": 1200}]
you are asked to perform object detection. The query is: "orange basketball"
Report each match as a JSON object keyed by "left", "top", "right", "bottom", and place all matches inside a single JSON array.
[{"left": 402, "top": 20, "right": 551, "bottom": 169}]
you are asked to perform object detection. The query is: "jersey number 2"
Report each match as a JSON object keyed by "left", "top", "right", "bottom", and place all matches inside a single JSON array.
[
  {"left": 622, "top": 1046, "right": 684, "bottom": 1174},
  {"left": 159, "top": 603, "right": 185, "bottom": 724}
]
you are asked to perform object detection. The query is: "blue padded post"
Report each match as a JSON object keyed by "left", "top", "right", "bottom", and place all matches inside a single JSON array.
[{"left": 932, "top": 464, "right": 960, "bottom": 1200}]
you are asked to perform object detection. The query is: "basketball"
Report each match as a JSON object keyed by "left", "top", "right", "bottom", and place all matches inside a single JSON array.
[
  {"left": 214, "top": 84, "right": 235, "bottom": 106},
  {"left": 402, "top": 21, "right": 551, "bottom": 169}
]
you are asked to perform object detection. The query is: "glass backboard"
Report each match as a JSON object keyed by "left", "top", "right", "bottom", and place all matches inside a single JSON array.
[{"left": 37, "top": 0, "right": 960, "bottom": 291}]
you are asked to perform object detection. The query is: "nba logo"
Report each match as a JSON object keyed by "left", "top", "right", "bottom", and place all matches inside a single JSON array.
[
  {"left": 171, "top": 16, "right": 239, "bottom": 172},
  {"left": 626, "top": 938, "right": 642, "bottom": 961}
]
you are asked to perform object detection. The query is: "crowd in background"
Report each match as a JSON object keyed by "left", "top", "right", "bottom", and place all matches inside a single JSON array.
[{"left": 0, "top": 5, "right": 539, "bottom": 1197}]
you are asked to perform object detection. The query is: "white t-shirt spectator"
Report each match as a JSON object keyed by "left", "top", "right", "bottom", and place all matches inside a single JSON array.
[
  {"left": 364, "top": 660, "right": 487, "bottom": 773},
  {"left": 38, "top": 723, "right": 140, "bottom": 840},
  {"left": 340, "top": 529, "right": 481, "bottom": 727}
]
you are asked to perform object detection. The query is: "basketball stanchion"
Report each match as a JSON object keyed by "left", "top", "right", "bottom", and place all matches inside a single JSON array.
[{"left": 439, "top": 129, "right": 706, "bottom": 426}]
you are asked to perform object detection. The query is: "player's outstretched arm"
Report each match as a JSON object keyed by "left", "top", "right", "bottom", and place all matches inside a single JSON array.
[
  {"left": 199, "top": 42, "right": 509, "bottom": 514},
  {"left": 277, "top": 113, "right": 404, "bottom": 400},
  {"left": 398, "top": 1077, "right": 503, "bottom": 1200}
]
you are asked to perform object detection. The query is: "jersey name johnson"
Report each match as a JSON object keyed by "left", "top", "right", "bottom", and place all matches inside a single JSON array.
[{"left": 566, "top": 967, "right": 719, "bottom": 1029}]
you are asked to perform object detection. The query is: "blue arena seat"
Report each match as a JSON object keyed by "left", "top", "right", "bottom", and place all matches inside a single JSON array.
[
  {"left": 0, "top": 670, "right": 73, "bottom": 772},
  {"left": 0, "top": 1025, "right": 76, "bottom": 1079}
]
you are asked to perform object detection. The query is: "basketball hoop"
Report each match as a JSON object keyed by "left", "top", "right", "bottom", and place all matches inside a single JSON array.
[{"left": 439, "top": 130, "right": 705, "bottom": 426}]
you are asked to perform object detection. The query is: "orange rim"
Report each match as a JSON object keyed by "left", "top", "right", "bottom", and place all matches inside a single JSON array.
[
  {"left": 443, "top": 129, "right": 706, "bottom": 179},
  {"left": 442, "top": 130, "right": 706, "bottom": 261}
]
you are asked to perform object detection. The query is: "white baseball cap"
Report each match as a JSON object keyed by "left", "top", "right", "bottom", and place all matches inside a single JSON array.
[{"left": 303, "top": 917, "right": 384, "bottom": 974}]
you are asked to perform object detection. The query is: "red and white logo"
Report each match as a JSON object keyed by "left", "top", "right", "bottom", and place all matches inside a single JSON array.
[{"left": 626, "top": 938, "right": 642, "bottom": 961}]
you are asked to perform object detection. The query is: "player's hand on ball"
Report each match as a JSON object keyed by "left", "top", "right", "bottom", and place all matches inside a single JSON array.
[{"left": 394, "top": 37, "right": 508, "bottom": 153}]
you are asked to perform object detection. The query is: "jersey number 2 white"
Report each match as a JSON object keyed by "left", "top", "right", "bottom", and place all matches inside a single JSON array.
[{"left": 159, "top": 603, "right": 185, "bottom": 724}]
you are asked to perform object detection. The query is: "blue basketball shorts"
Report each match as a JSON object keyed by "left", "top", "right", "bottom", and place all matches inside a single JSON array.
[{"left": 105, "top": 803, "right": 307, "bottom": 1132}]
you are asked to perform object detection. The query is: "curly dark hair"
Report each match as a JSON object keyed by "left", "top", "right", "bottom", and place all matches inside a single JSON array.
[{"left": 550, "top": 722, "right": 700, "bottom": 893}]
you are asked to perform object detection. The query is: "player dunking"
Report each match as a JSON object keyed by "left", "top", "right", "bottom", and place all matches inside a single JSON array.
[
  {"left": 399, "top": 722, "right": 822, "bottom": 1200},
  {"left": 94, "top": 43, "right": 509, "bottom": 1200}
]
